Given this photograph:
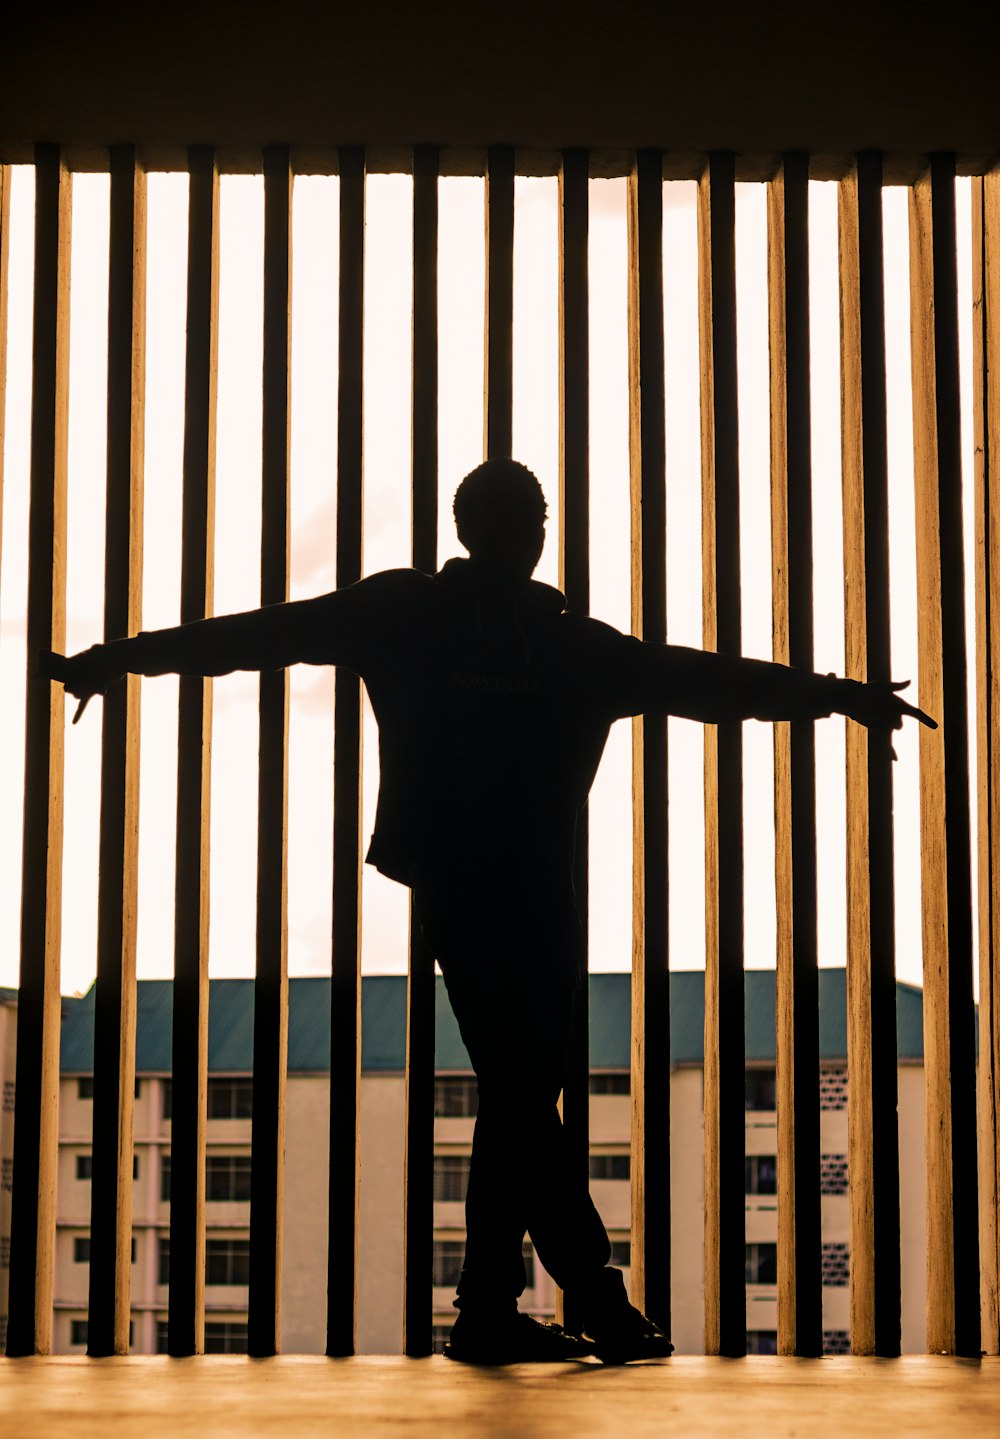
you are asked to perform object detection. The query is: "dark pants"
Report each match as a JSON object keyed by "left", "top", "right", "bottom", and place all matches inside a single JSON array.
[{"left": 414, "top": 870, "right": 611, "bottom": 1314}]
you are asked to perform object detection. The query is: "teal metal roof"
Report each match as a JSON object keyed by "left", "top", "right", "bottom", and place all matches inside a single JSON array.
[{"left": 58, "top": 968, "right": 925, "bottom": 1074}]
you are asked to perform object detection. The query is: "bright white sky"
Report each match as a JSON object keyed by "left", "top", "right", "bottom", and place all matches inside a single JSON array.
[{"left": 0, "top": 167, "right": 978, "bottom": 997}]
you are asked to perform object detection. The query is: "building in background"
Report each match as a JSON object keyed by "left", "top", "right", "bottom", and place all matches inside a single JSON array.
[{"left": 0, "top": 973, "right": 927, "bottom": 1354}]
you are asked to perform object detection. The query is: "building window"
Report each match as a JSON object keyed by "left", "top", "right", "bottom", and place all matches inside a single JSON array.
[
  {"left": 746, "top": 1330, "right": 778, "bottom": 1354},
  {"left": 158, "top": 1236, "right": 170, "bottom": 1287},
  {"left": 745, "top": 1069, "right": 777, "bottom": 1112},
  {"left": 206, "top": 1154, "right": 252, "bottom": 1202},
  {"left": 135, "top": 1077, "right": 142, "bottom": 1099},
  {"left": 76, "top": 1154, "right": 93, "bottom": 1181},
  {"left": 206, "top": 1238, "right": 250, "bottom": 1286},
  {"left": 589, "top": 1073, "right": 630, "bottom": 1095},
  {"left": 433, "top": 1154, "right": 471, "bottom": 1202},
  {"left": 434, "top": 1077, "right": 478, "bottom": 1118},
  {"left": 133, "top": 1153, "right": 140, "bottom": 1179},
  {"left": 208, "top": 1078, "right": 254, "bottom": 1120},
  {"left": 1, "top": 1157, "right": 12, "bottom": 1192},
  {"left": 745, "top": 1155, "right": 778, "bottom": 1196},
  {"left": 3, "top": 1079, "right": 15, "bottom": 1113},
  {"left": 608, "top": 1239, "right": 631, "bottom": 1269},
  {"left": 156, "top": 1320, "right": 169, "bottom": 1355},
  {"left": 1, "top": 1235, "right": 10, "bottom": 1268},
  {"left": 205, "top": 1322, "right": 249, "bottom": 1353},
  {"left": 161, "top": 1152, "right": 171, "bottom": 1203},
  {"left": 77, "top": 1077, "right": 94, "bottom": 1100},
  {"left": 589, "top": 1153, "right": 630, "bottom": 1182},
  {"left": 819, "top": 1068, "right": 848, "bottom": 1111},
  {"left": 745, "top": 1243, "right": 777, "bottom": 1285},
  {"left": 431, "top": 1322, "right": 454, "bottom": 1355},
  {"left": 432, "top": 1240, "right": 465, "bottom": 1289},
  {"left": 820, "top": 1154, "right": 849, "bottom": 1195},
  {"left": 70, "top": 1320, "right": 88, "bottom": 1347},
  {"left": 74, "top": 1235, "right": 134, "bottom": 1263},
  {"left": 821, "top": 1243, "right": 850, "bottom": 1287},
  {"left": 823, "top": 1329, "right": 851, "bottom": 1355}
]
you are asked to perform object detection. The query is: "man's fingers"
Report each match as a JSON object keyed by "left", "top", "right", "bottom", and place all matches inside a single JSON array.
[{"left": 900, "top": 700, "right": 937, "bottom": 729}]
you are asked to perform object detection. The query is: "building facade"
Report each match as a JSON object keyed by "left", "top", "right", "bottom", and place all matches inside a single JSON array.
[{"left": 0, "top": 972, "right": 927, "bottom": 1354}]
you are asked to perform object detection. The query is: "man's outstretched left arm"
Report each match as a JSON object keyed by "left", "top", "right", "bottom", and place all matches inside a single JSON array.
[{"left": 614, "top": 639, "right": 936, "bottom": 736}]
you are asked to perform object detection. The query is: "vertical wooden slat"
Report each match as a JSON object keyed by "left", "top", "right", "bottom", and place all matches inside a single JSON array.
[
  {"left": 0, "top": 163, "right": 10, "bottom": 578},
  {"left": 769, "top": 152, "right": 823, "bottom": 1358},
  {"left": 699, "top": 151, "right": 745, "bottom": 1358},
  {"left": 627, "top": 149, "right": 671, "bottom": 1336},
  {"left": 403, "top": 143, "right": 438, "bottom": 1358},
  {"left": 839, "top": 152, "right": 902, "bottom": 1356},
  {"left": 909, "top": 153, "right": 980, "bottom": 1356},
  {"left": 6, "top": 145, "right": 70, "bottom": 1358},
  {"left": 248, "top": 145, "right": 293, "bottom": 1358},
  {"left": 973, "top": 168, "right": 1000, "bottom": 1356},
  {"left": 327, "top": 145, "right": 365, "bottom": 1358},
  {"left": 87, "top": 145, "right": 146, "bottom": 1357},
  {"left": 558, "top": 147, "right": 591, "bottom": 1335},
  {"left": 168, "top": 145, "right": 219, "bottom": 1357},
  {"left": 484, "top": 145, "right": 514, "bottom": 460}
]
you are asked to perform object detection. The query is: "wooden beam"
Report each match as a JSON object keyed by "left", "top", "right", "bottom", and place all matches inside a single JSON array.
[
  {"left": 327, "top": 144, "right": 365, "bottom": 1358},
  {"left": 0, "top": 163, "right": 10, "bottom": 580},
  {"left": 168, "top": 145, "right": 219, "bottom": 1357},
  {"left": 769, "top": 152, "right": 823, "bottom": 1358},
  {"left": 87, "top": 144, "right": 146, "bottom": 1357},
  {"left": 973, "top": 167, "right": 1000, "bottom": 1357},
  {"left": 838, "top": 152, "right": 902, "bottom": 1356},
  {"left": 403, "top": 143, "right": 438, "bottom": 1359},
  {"left": 627, "top": 148, "right": 670, "bottom": 1337},
  {"left": 908, "top": 153, "right": 980, "bottom": 1356},
  {"left": 699, "top": 151, "right": 745, "bottom": 1359},
  {"left": 558, "top": 146, "right": 590, "bottom": 1336},
  {"left": 5, "top": 144, "right": 70, "bottom": 1357},
  {"left": 484, "top": 145, "right": 514, "bottom": 459},
  {"left": 248, "top": 145, "right": 293, "bottom": 1358}
]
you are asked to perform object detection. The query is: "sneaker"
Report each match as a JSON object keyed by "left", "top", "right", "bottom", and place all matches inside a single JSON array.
[
  {"left": 444, "top": 1310, "right": 597, "bottom": 1365},
  {"left": 570, "top": 1268, "right": 674, "bottom": 1364}
]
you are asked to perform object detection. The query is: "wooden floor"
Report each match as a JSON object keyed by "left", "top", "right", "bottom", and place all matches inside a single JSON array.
[{"left": 0, "top": 1355, "right": 998, "bottom": 1438}]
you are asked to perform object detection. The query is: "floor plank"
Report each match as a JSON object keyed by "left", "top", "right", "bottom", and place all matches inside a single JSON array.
[{"left": 0, "top": 1356, "right": 997, "bottom": 1438}]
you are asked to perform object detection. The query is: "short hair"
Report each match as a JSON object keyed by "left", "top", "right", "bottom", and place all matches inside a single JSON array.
[{"left": 452, "top": 459, "right": 547, "bottom": 552}]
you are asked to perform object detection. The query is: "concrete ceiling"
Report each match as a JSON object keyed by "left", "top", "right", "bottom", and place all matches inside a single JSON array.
[{"left": 2, "top": 0, "right": 998, "bottom": 162}]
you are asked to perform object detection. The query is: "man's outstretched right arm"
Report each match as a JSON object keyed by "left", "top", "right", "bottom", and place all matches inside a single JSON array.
[{"left": 42, "top": 579, "right": 381, "bottom": 717}]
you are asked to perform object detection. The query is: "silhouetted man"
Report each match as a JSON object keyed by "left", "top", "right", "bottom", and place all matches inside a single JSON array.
[{"left": 48, "top": 458, "right": 932, "bottom": 1364}]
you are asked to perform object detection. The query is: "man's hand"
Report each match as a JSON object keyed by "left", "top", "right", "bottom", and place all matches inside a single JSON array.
[
  {"left": 39, "top": 645, "right": 121, "bottom": 723},
  {"left": 841, "top": 677, "right": 936, "bottom": 750}
]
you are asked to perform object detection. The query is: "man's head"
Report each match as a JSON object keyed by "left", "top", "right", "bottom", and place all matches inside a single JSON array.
[{"left": 453, "top": 458, "right": 547, "bottom": 581}]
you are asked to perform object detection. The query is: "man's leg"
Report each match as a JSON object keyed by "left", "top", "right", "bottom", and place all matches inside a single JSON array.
[{"left": 414, "top": 879, "right": 609, "bottom": 1314}]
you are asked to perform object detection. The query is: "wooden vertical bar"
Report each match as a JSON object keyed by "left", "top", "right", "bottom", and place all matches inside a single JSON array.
[
  {"left": 558, "top": 148, "right": 591, "bottom": 1335},
  {"left": 973, "top": 168, "right": 1000, "bottom": 1356},
  {"left": 403, "top": 144, "right": 438, "bottom": 1358},
  {"left": 909, "top": 153, "right": 980, "bottom": 1356},
  {"left": 168, "top": 145, "right": 219, "bottom": 1357},
  {"left": 484, "top": 145, "right": 514, "bottom": 460},
  {"left": 627, "top": 149, "right": 671, "bottom": 1336},
  {"left": 6, "top": 145, "right": 70, "bottom": 1358},
  {"left": 248, "top": 145, "right": 293, "bottom": 1358},
  {"left": 327, "top": 145, "right": 365, "bottom": 1358},
  {"left": 0, "top": 163, "right": 10, "bottom": 577},
  {"left": 87, "top": 145, "right": 146, "bottom": 1357},
  {"left": 769, "top": 152, "right": 823, "bottom": 1358},
  {"left": 699, "top": 152, "right": 745, "bottom": 1358},
  {"left": 839, "top": 152, "right": 902, "bottom": 1356}
]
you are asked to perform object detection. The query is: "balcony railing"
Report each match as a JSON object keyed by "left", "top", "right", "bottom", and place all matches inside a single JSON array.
[{"left": 1, "top": 144, "right": 998, "bottom": 1363}]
